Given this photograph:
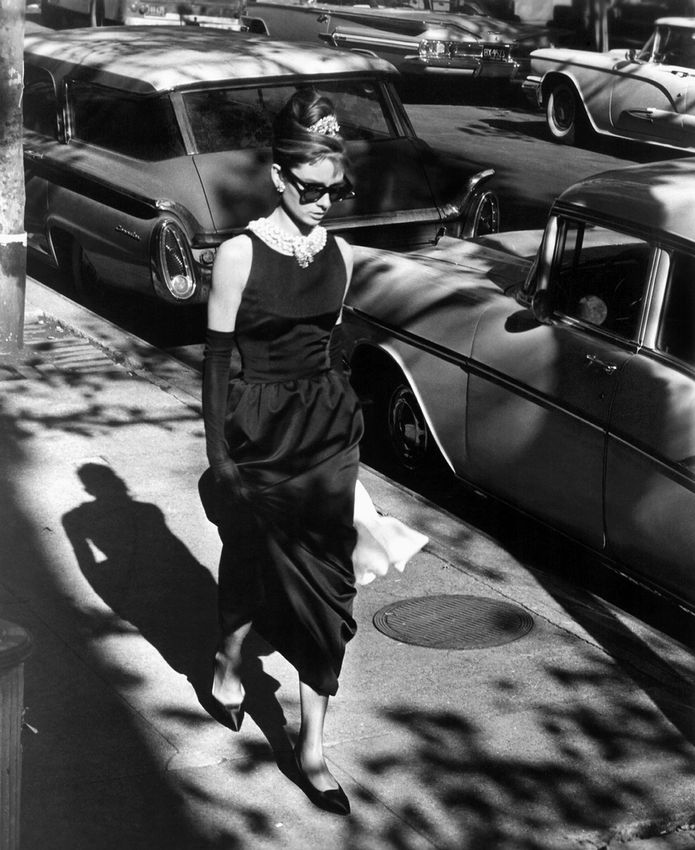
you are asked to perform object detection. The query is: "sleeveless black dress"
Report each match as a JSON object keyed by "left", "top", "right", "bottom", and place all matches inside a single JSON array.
[{"left": 217, "top": 232, "right": 363, "bottom": 697}]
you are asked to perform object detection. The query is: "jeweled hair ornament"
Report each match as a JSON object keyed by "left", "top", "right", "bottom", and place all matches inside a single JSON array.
[{"left": 307, "top": 115, "right": 341, "bottom": 136}]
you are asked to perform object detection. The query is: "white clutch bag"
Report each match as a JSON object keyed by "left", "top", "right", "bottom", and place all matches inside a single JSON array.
[{"left": 352, "top": 479, "right": 429, "bottom": 586}]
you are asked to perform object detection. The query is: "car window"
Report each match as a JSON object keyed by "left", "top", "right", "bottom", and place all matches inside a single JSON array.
[
  {"left": 23, "top": 66, "right": 57, "bottom": 138},
  {"left": 69, "top": 83, "right": 186, "bottom": 160},
  {"left": 640, "top": 24, "right": 695, "bottom": 67},
  {"left": 552, "top": 220, "right": 651, "bottom": 340},
  {"left": 657, "top": 251, "right": 695, "bottom": 369},
  {"left": 182, "top": 81, "right": 396, "bottom": 154}
]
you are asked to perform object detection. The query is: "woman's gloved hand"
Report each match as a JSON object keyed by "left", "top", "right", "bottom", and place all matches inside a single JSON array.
[{"left": 212, "top": 456, "right": 248, "bottom": 504}]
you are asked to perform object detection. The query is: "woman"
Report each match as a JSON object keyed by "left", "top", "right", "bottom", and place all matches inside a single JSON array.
[{"left": 202, "top": 88, "right": 363, "bottom": 816}]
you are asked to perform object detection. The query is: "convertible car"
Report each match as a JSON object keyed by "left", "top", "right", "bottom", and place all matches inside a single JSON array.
[
  {"left": 23, "top": 27, "right": 498, "bottom": 304},
  {"left": 343, "top": 159, "right": 695, "bottom": 610},
  {"left": 524, "top": 16, "right": 695, "bottom": 151}
]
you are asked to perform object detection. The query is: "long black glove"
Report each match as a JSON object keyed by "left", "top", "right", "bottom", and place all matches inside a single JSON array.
[
  {"left": 202, "top": 328, "right": 246, "bottom": 502},
  {"left": 329, "top": 322, "right": 348, "bottom": 372}
]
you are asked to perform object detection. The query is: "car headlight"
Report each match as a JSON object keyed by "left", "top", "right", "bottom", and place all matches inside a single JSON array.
[
  {"left": 418, "top": 39, "right": 483, "bottom": 61},
  {"left": 154, "top": 219, "right": 197, "bottom": 300}
]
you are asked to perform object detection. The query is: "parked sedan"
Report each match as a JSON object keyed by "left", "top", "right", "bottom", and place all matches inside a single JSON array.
[
  {"left": 525, "top": 16, "right": 695, "bottom": 151},
  {"left": 342, "top": 159, "right": 695, "bottom": 610},
  {"left": 23, "top": 27, "right": 498, "bottom": 305},
  {"left": 245, "top": 0, "right": 555, "bottom": 83}
]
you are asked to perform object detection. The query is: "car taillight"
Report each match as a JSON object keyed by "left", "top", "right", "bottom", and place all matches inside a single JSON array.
[{"left": 155, "top": 220, "right": 197, "bottom": 300}]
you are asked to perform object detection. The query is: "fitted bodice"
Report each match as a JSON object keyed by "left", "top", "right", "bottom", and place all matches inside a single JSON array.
[{"left": 234, "top": 233, "right": 347, "bottom": 382}]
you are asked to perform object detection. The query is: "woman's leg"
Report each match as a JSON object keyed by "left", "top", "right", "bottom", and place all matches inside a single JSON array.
[
  {"left": 213, "top": 618, "right": 252, "bottom": 707},
  {"left": 296, "top": 680, "right": 339, "bottom": 792}
]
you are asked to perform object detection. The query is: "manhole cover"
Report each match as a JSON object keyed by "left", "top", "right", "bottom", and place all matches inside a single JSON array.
[{"left": 373, "top": 594, "right": 534, "bottom": 649}]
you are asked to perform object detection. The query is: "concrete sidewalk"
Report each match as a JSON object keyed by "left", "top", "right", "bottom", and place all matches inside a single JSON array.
[{"left": 1, "top": 277, "right": 695, "bottom": 850}]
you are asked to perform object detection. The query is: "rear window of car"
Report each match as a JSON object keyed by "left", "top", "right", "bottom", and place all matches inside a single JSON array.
[
  {"left": 24, "top": 66, "right": 57, "bottom": 138},
  {"left": 182, "top": 81, "right": 397, "bottom": 154},
  {"left": 657, "top": 251, "right": 695, "bottom": 369},
  {"left": 69, "top": 82, "right": 186, "bottom": 161}
]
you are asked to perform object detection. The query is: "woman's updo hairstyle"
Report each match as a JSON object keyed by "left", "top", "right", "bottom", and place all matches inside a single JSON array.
[{"left": 272, "top": 88, "right": 347, "bottom": 172}]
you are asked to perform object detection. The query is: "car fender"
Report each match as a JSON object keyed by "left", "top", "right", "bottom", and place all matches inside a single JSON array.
[
  {"left": 538, "top": 68, "right": 606, "bottom": 133},
  {"left": 346, "top": 333, "right": 465, "bottom": 476},
  {"left": 344, "top": 244, "right": 505, "bottom": 474},
  {"left": 534, "top": 49, "right": 625, "bottom": 132}
]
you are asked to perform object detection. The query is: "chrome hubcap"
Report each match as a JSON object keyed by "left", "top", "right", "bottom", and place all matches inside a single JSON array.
[
  {"left": 388, "top": 386, "right": 429, "bottom": 469},
  {"left": 554, "top": 91, "right": 574, "bottom": 130}
]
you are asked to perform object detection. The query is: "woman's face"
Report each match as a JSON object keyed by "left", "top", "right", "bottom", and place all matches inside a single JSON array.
[{"left": 280, "top": 157, "right": 347, "bottom": 229}]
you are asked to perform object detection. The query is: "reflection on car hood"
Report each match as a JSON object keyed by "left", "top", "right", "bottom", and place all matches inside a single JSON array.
[
  {"left": 408, "top": 233, "right": 536, "bottom": 291},
  {"left": 349, "top": 239, "right": 531, "bottom": 311},
  {"left": 346, "top": 242, "right": 517, "bottom": 358}
]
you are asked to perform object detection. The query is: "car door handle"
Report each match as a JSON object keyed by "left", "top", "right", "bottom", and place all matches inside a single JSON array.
[
  {"left": 627, "top": 108, "right": 655, "bottom": 120},
  {"left": 586, "top": 353, "right": 618, "bottom": 374}
]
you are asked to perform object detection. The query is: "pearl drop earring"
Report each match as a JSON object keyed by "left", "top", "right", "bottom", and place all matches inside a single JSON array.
[{"left": 277, "top": 182, "right": 286, "bottom": 194}]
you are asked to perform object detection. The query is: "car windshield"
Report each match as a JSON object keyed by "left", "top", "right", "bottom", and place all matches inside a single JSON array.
[
  {"left": 638, "top": 24, "right": 695, "bottom": 67},
  {"left": 182, "top": 80, "right": 398, "bottom": 154}
]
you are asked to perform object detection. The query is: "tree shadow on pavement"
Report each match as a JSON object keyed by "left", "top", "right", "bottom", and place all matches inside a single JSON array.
[
  {"left": 345, "top": 662, "right": 695, "bottom": 849},
  {"left": 4, "top": 320, "right": 695, "bottom": 849},
  {"left": 0, "top": 328, "right": 294, "bottom": 850}
]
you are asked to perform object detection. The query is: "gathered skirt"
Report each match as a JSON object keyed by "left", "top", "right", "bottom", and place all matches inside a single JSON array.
[{"left": 217, "top": 368, "right": 363, "bottom": 696}]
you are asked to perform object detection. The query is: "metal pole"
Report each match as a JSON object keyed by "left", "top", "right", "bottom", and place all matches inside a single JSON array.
[
  {"left": 0, "top": 620, "right": 33, "bottom": 850},
  {"left": 0, "top": 0, "right": 27, "bottom": 355}
]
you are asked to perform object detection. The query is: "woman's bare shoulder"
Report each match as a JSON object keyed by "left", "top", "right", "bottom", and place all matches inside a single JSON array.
[
  {"left": 215, "top": 233, "right": 253, "bottom": 267},
  {"left": 212, "top": 234, "right": 253, "bottom": 290}
]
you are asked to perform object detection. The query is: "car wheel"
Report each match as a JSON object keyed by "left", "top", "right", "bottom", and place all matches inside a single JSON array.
[
  {"left": 546, "top": 81, "right": 583, "bottom": 145},
  {"left": 365, "top": 369, "right": 445, "bottom": 481},
  {"left": 469, "top": 190, "right": 500, "bottom": 238}
]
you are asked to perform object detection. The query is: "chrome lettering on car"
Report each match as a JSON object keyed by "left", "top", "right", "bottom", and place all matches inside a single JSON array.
[{"left": 115, "top": 225, "right": 141, "bottom": 241}]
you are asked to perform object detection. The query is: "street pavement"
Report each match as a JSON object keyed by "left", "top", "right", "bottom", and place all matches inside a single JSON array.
[{"left": 1, "top": 276, "right": 695, "bottom": 850}]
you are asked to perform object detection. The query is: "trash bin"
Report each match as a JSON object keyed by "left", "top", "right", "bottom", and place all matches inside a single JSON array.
[{"left": 0, "top": 620, "right": 33, "bottom": 850}]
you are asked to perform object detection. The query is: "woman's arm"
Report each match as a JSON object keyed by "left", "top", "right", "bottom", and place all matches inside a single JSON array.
[
  {"left": 202, "top": 236, "right": 253, "bottom": 500},
  {"left": 207, "top": 235, "right": 253, "bottom": 331}
]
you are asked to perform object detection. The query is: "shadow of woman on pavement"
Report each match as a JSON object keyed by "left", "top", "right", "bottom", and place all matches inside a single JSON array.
[{"left": 62, "top": 461, "right": 293, "bottom": 765}]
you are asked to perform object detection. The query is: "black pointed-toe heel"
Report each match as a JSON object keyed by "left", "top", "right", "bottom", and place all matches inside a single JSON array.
[
  {"left": 212, "top": 695, "right": 244, "bottom": 732},
  {"left": 293, "top": 749, "right": 350, "bottom": 816}
]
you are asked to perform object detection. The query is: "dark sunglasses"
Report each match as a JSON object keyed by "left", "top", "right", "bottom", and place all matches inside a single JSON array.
[{"left": 284, "top": 170, "right": 355, "bottom": 205}]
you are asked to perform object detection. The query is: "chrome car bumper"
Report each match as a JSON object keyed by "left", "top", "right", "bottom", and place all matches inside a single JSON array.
[
  {"left": 521, "top": 74, "right": 543, "bottom": 108},
  {"left": 401, "top": 56, "right": 519, "bottom": 79}
]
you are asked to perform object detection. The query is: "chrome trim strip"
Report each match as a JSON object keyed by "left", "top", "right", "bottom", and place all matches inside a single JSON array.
[
  {"left": 345, "top": 305, "right": 608, "bottom": 434},
  {"left": 332, "top": 32, "right": 420, "bottom": 51},
  {"left": 347, "top": 307, "right": 695, "bottom": 493},
  {"left": 608, "top": 429, "right": 695, "bottom": 493}
]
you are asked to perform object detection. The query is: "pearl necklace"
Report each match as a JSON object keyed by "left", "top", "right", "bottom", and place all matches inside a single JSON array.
[{"left": 248, "top": 217, "right": 327, "bottom": 268}]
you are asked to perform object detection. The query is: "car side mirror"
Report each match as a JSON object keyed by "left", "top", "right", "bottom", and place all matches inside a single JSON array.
[{"left": 531, "top": 289, "right": 553, "bottom": 323}]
